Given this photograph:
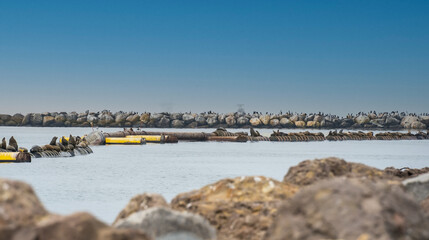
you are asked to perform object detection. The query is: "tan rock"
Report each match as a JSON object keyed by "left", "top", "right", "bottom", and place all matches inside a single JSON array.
[
  {"left": 259, "top": 115, "right": 271, "bottom": 125},
  {"left": 294, "top": 121, "right": 306, "bottom": 128},
  {"left": 283, "top": 157, "right": 390, "bottom": 186},
  {"left": 171, "top": 176, "right": 298, "bottom": 240},
  {"left": 250, "top": 117, "right": 261, "bottom": 126}
]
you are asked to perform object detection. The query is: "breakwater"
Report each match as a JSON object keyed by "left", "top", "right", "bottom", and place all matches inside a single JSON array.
[{"left": 1, "top": 111, "right": 429, "bottom": 129}]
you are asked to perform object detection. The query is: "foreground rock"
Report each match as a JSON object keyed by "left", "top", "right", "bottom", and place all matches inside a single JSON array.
[
  {"left": 402, "top": 172, "right": 429, "bottom": 202},
  {"left": 115, "top": 207, "right": 216, "bottom": 240},
  {"left": 0, "top": 179, "right": 48, "bottom": 230},
  {"left": 0, "top": 178, "right": 150, "bottom": 240},
  {"left": 171, "top": 176, "right": 299, "bottom": 240},
  {"left": 265, "top": 177, "right": 429, "bottom": 240},
  {"left": 114, "top": 193, "right": 169, "bottom": 224},
  {"left": 283, "top": 157, "right": 390, "bottom": 186}
]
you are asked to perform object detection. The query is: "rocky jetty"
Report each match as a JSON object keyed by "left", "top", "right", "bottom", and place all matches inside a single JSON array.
[
  {"left": 1, "top": 111, "right": 429, "bottom": 129},
  {"left": 2, "top": 157, "right": 429, "bottom": 240}
]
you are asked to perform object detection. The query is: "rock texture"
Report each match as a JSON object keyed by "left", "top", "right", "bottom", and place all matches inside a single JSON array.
[
  {"left": 265, "top": 177, "right": 429, "bottom": 240},
  {"left": 114, "top": 193, "right": 169, "bottom": 224},
  {"left": 402, "top": 172, "right": 429, "bottom": 202},
  {"left": 171, "top": 176, "right": 299, "bottom": 240},
  {"left": 115, "top": 207, "right": 216, "bottom": 240},
  {"left": 0, "top": 178, "right": 150, "bottom": 240},
  {"left": 283, "top": 157, "right": 389, "bottom": 186}
]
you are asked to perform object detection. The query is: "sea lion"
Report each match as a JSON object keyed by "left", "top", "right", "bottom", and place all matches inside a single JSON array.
[
  {"left": 6, "top": 145, "right": 16, "bottom": 151},
  {"left": 9, "top": 136, "right": 18, "bottom": 151},
  {"left": 1, "top": 137, "right": 6, "bottom": 149},
  {"left": 42, "top": 144, "right": 61, "bottom": 152},
  {"left": 30, "top": 145, "right": 43, "bottom": 153},
  {"left": 69, "top": 135, "right": 76, "bottom": 146},
  {"left": 49, "top": 137, "right": 58, "bottom": 146},
  {"left": 57, "top": 142, "right": 65, "bottom": 151},
  {"left": 250, "top": 128, "right": 260, "bottom": 137},
  {"left": 61, "top": 137, "right": 68, "bottom": 146}
]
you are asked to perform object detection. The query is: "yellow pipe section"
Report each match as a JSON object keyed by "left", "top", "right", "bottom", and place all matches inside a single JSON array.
[
  {"left": 126, "top": 135, "right": 162, "bottom": 143},
  {"left": 0, "top": 152, "right": 18, "bottom": 162},
  {"left": 105, "top": 137, "right": 145, "bottom": 145}
]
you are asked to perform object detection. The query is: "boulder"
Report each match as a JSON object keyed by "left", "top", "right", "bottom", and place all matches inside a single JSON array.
[
  {"left": 306, "top": 120, "right": 319, "bottom": 128},
  {"left": 225, "top": 115, "right": 236, "bottom": 126},
  {"left": 217, "top": 114, "right": 226, "bottom": 124},
  {"left": 182, "top": 114, "right": 195, "bottom": 123},
  {"left": 66, "top": 113, "right": 78, "bottom": 122},
  {"left": 313, "top": 115, "right": 324, "bottom": 123},
  {"left": 402, "top": 173, "right": 429, "bottom": 202},
  {"left": 421, "top": 196, "right": 429, "bottom": 215},
  {"left": 279, "top": 118, "right": 293, "bottom": 127},
  {"left": 236, "top": 116, "right": 248, "bottom": 126},
  {"left": 383, "top": 167, "right": 429, "bottom": 179},
  {"left": 28, "top": 212, "right": 150, "bottom": 240},
  {"left": 420, "top": 116, "right": 429, "bottom": 125},
  {"left": 294, "top": 121, "right": 306, "bottom": 128},
  {"left": 11, "top": 114, "right": 24, "bottom": 124},
  {"left": 115, "top": 113, "right": 128, "bottom": 124},
  {"left": 385, "top": 116, "right": 400, "bottom": 126},
  {"left": 354, "top": 115, "right": 370, "bottom": 125},
  {"left": 195, "top": 115, "right": 207, "bottom": 126},
  {"left": 401, "top": 116, "right": 419, "bottom": 129},
  {"left": 156, "top": 116, "right": 170, "bottom": 128},
  {"left": 411, "top": 121, "right": 427, "bottom": 129},
  {"left": 206, "top": 117, "right": 218, "bottom": 126},
  {"left": 170, "top": 113, "right": 183, "bottom": 120},
  {"left": 76, "top": 116, "right": 87, "bottom": 123},
  {"left": 42, "top": 116, "right": 55, "bottom": 127},
  {"left": 269, "top": 119, "right": 279, "bottom": 127},
  {"left": 22, "top": 114, "right": 31, "bottom": 125},
  {"left": 0, "top": 114, "right": 11, "bottom": 122},
  {"left": 259, "top": 115, "right": 271, "bottom": 125},
  {"left": 31, "top": 114, "right": 43, "bottom": 125},
  {"left": 114, "top": 193, "right": 168, "bottom": 224},
  {"left": 171, "top": 176, "right": 298, "bottom": 240},
  {"left": 114, "top": 207, "right": 215, "bottom": 240},
  {"left": 0, "top": 178, "right": 48, "bottom": 227},
  {"left": 289, "top": 115, "right": 299, "bottom": 122},
  {"left": 171, "top": 120, "right": 185, "bottom": 128},
  {"left": 283, "top": 157, "right": 388, "bottom": 186},
  {"left": 140, "top": 113, "right": 150, "bottom": 124},
  {"left": 99, "top": 114, "right": 114, "bottom": 125},
  {"left": 264, "top": 177, "right": 429, "bottom": 240},
  {"left": 54, "top": 114, "right": 66, "bottom": 123},
  {"left": 249, "top": 117, "right": 261, "bottom": 127},
  {"left": 150, "top": 113, "right": 164, "bottom": 121},
  {"left": 85, "top": 115, "right": 97, "bottom": 124}
]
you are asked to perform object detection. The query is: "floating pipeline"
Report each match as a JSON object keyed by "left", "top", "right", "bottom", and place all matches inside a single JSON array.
[
  {"left": 125, "top": 135, "right": 169, "bottom": 143},
  {"left": 0, "top": 152, "right": 31, "bottom": 163},
  {"left": 105, "top": 137, "right": 146, "bottom": 145},
  {"left": 29, "top": 136, "right": 93, "bottom": 158}
]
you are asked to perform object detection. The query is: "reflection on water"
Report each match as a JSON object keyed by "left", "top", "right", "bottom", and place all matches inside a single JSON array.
[{"left": 0, "top": 127, "right": 428, "bottom": 223}]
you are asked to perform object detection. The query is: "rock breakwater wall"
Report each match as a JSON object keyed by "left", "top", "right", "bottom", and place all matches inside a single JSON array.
[{"left": 1, "top": 111, "right": 429, "bottom": 129}]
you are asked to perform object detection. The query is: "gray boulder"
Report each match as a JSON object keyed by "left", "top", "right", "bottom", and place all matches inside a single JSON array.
[
  {"left": 182, "top": 114, "right": 195, "bottom": 123},
  {"left": 206, "top": 117, "right": 218, "bottom": 126},
  {"left": 114, "top": 207, "right": 216, "bottom": 240},
  {"left": 66, "top": 112, "right": 78, "bottom": 122},
  {"left": 115, "top": 113, "right": 127, "bottom": 123},
  {"left": 31, "top": 113, "right": 43, "bottom": 125},
  {"left": 11, "top": 114, "right": 24, "bottom": 124},
  {"left": 354, "top": 115, "right": 370, "bottom": 125},
  {"left": 55, "top": 114, "right": 67, "bottom": 123},
  {"left": 195, "top": 115, "right": 206, "bottom": 125},
  {"left": 236, "top": 116, "right": 248, "bottom": 126},
  {"left": 22, "top": 114, "right": 31, "bottom": 125},
  {"left": 171, "top": 113, "right": 183, "bottom": 120},
  {"left": 403, "top": 173, "right": 429, "bottom": 202},
  {"left": 265, "top": 177, "right": 429, "bottom": 240},
  {"left": 171, "top": 120, "right": 185, "bottom": 128},
  {"left": 225, "top": 115, "right": 236, "bottom": 126}
]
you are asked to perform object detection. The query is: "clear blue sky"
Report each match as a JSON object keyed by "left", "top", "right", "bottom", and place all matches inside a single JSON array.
[{"left": 1, "top": 1, "right": 428, "bottom": 115}]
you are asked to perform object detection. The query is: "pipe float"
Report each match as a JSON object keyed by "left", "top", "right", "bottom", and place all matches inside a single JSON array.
[
  {"left": 206, "top": 136, "right": 248, "bottom": 142},
  {"left": 0, "top": 152, "right": 31, "bottom": 163},
  {"left": 105, "top": 137, "right": 146, "bottom": 145},
  {"left": 125, "top": 135, "right": 178, "bottom": 143}
]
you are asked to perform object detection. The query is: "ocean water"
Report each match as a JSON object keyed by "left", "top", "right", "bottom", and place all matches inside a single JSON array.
[{"left": 0, "top": 126, "right": 428, "bottom": 224}]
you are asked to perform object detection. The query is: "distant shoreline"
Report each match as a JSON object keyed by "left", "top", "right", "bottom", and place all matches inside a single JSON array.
[{"left": 0, "top": 111, "right": 428, "bottom": 130}]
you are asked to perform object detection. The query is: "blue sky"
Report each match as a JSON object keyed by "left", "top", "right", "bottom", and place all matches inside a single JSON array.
[{"left": 0, "top": 1, "right": 428, "bottom": 115}]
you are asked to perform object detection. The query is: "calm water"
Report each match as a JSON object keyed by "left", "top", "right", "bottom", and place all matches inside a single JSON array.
[{"left": 1, "top": 127, "right": 428, "bottom": 224}]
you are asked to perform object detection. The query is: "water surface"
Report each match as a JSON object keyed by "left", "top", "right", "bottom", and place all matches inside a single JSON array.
[{"left": 0, "top": 127, "right": 428, "bottom": 223}]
